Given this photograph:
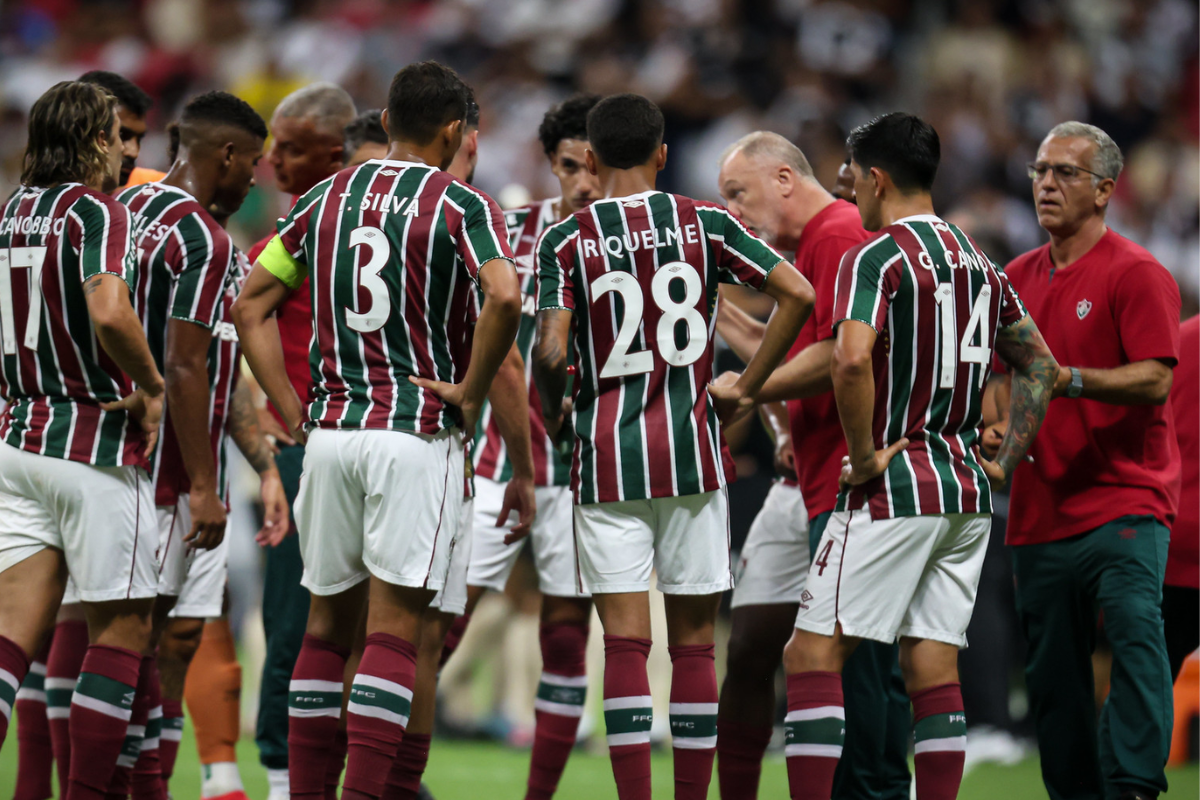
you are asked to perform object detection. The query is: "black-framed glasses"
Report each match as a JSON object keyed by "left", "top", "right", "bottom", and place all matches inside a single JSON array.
[{"left": 1027, "top": 161, "right": 1107, "bottom": 183}]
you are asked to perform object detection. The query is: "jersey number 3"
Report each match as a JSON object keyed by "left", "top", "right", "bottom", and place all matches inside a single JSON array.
[
  {"left": 345, "top": 226, "right": 391, "bottom": 333},
  {"left": 592, "top": 261, "right": 707, "bottom": 379},
  {"left": 0, "top": 246, "right": 48, "bottom": 354}
]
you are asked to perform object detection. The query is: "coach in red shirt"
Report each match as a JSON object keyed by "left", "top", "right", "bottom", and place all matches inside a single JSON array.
[
  {"left": 990, "top": 122, "right": 1181, "bottom": 800},
  {"left": 248, "top": 83, "right": 358, "bottom": 797},
  {"left": 1165, "top": 315, "right": 1197, "bottom": 681}
]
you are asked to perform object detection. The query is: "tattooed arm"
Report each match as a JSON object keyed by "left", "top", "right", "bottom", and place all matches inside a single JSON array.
[
  {"left": 532, "top": 309, "right": 573, "bottom": 441},
  {"left": 228, "top": 378, "right": 290, "bottom": 546},
  {"left": 983, "top": 315, "right": 1059, "bottom": 487}
]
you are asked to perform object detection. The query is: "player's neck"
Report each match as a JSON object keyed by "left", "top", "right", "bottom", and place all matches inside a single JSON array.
[
  {"left": 163, "top": 158, "right": 216, "bottom": 209},
  {"left": 1047, "top": 215, "right": 1107, "bottom": 269},
  {"left": 879, "top": 193, "right": 935, "bottom": 228},
  {"left": 599, "top": 167, "right": 656, "bottom": 201},
  {"left": 384, "top": 141, "right": 443, "bottom": 169}
]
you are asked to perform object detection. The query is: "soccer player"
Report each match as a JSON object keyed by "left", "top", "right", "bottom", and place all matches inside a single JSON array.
[
  {"left": 78, "top": 71, "right": 155, "bottom": 188},
  {"left": 986, "top": 122, "right": 1181, "bottom": 800},
  {"left": 233, "top": 61, "right": 521, "bottom": 800},
  {"left": 713, "top": 131, "right": 910, "bottom": 800},
  {"left": 533, "top": 93, "right": 813, "bottom": 800},
  {"left": 247, "top": 83, "right": 358, "bottom": 800},
  {"left": 0, "top": 80, "right": 165, "bottom": 800},
  {"left": 772, "top": 112, "right": 1056, "bottom": 800},
  {"left": 344, "top": 110, "right": 389, "bottom": 166},
  {"left": 116, "top": 90, "right": 266, "bottom": 795}
]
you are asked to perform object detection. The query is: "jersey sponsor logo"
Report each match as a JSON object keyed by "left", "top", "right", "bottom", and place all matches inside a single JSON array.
[{"left": 1077, "top": 299, "right": 1093, "bottom": 320}]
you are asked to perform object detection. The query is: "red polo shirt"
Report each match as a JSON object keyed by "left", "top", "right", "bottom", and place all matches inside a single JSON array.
[
  {"left": 1167, "top": 315, "right": 1198, "bottom": 588},
  {"left": 1003, "top": 228, "right": 1182, "bottom": 546},
  {"left": 786, "top": 199, "right": 871, "bottom": 518},
  {"left": 249, "top": 227, "right": 312, "bottom": 428}
]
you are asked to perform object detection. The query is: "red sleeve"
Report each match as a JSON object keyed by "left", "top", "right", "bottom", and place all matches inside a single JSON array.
[
  {"left": 247, "top": 234, "right": 274, "bottom": 263},
  {"left": 1112, "top": 260, "right": 1182, "bottom": 365}
]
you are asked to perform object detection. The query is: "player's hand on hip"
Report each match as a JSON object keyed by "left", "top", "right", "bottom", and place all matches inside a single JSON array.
[
  {"left": 973, "top": 446, "right": 1008, "bottom": 490},
  {"left": 839, "top": 438, "right": 910, "bottom": 488},
  {"left": 257, "top": 407, "right": 294, "bottom": 452},
  {"left": 710, "top": 373, "right": 754, "bottom": 427},
  {"left": 255, "top": 469, "right": 291, "bottom": 547},
  {"left": 498, "top": 474, "right": 537, "bottom": 545},
  {"left": 775, "top": 434, "right": 797, "bottom": 480},
  {"left": 408, "top": 375, "right": 478, "bottom": 440},
  {"left": 185, "top": 487, "right": 227, "bottom": 550},
  {"left": 102, "top": 388, "right": 164, "bottom": 455},
  {"left": 979, "top": 420, "right": 1006, "bottom": 460}
]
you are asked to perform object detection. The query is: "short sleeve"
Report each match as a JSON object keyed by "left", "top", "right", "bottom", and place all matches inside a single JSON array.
[
  {"left": 257, "top": 236, "right": 308, "bottom": 290},
  {"left": 169, "top": 213, "right": 233, "bottom": 329},
  {"left": 275, "top": 191, "right": 320, "bottom": 260},
  {"left": 702, "top": 207, "right": 784, "bottom": 289},
  {"left": 535, "top": 224, "right": 576, "bottom": 312},
  {"left": 832, "top": 235, "right": 903, "bottom": 334},
  {"left": 997, "top": 270, "right": 1026, "bottom": 328},
  {"left": 454, "top": 188, "right": 514, "bottom": 280},
  {"left": 71, "top": 195, "right": 136, "bottom": 289},
  {"left": 1113, "top": 260, "right": 1182, "bottom": 365}
]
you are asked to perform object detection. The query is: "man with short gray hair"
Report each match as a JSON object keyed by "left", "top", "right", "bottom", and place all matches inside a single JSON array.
[
  {"left": 713, "top": 131, "right": 911, "bottom": 800},
  {"left": 985, "top": 122, "right": 1181, "bottom": 800}
]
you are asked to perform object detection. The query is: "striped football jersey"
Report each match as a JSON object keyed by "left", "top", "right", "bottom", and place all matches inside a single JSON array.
[
  {"left": 472, "top": 198, "right": 572, "bottom": 487},
  {"left": 537, "top": 190, "right": 785, "bottom": 505},
  {"left": 832, "top": 214, "right": 1026, "bottom": 519},
  {"left": 0, "top": 184, "right": 144, "bottom": 466},
  {"left": 261, "top": 159, "right": 514, "bottom": 435},
  {"left": 116, "top": 182, "right": 236, "bottom": 496},
  {"left": 151, "top": 247, "right": 250, "bottom": 506}
]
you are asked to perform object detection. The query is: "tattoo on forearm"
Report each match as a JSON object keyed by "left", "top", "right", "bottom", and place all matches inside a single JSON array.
[
  {"left": 994, "top": 318, "right": 1056, "bottom": 475},
  {"left": 229, "top": 381, "right": 275, "bottom": 474},
  {"left": 533, "top": 312, "right": 568, "bottom": 419}
]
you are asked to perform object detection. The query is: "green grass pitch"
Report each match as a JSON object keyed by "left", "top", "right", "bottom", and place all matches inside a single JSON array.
[{"left": 2, "top": 717, "right": 1196, "bottom": 799}]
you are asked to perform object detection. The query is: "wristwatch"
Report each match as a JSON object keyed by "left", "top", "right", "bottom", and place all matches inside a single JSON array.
[{"left": 1066, "top": 367, "right": 1083, "bottom": 398}]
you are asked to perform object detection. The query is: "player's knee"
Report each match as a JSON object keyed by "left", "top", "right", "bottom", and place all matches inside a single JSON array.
[
  {"left": 726, "top": 630, "right": 780, "bottom": 682},
  {"left": 162, "top": 618, "right": 205, "bottom": 665}
]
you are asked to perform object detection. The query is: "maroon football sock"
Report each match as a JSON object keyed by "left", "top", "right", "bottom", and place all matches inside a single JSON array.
[
  {"left": 130, "top": 657, "right": 165, "bottom": 800},
  {"left": 525, "top": 621, "right": 588, "bottom": 800},
  {"left": 47, "top": 620, "right": 89, "bottom": 794},
  {"left": 716, "top": 720, "right": 773, "bottom": 800},
  {"left": 911, "top": 682, "right": 967, "bottom": 800},
  {"left": 380, "top": 732, "right": 431, "bottom": 800},
  {"left": 667, "top": 644, "right": 717, "bottom": 800},
  {"left": 783, "top": 671, "right": 844, "bottom": 800},
  {"left": 288, "top": 635, "right": 349, "bottom": 800},
  {"left": 602, "top": 636, "right": 653, "bottom": 800},
  {"left": 158, "top": 698, "right": 184, "bottom": 793},
  {"left": 342, "top": 633, "right": 418, "bottom": 800},
  {"left": 0, "top": 635, "right": 32, "bottom": 751},
  {"left": 437, "top": 614, "right": 470, "bottom": 671},
  {"left": 66, "top": 645, "right": 141, "bottom": 800},
  {"left": 323, "top": 727, "right": 348, "bottom": 800},
  {"left": 14, "top": 638, "right": 52, "bottom": 800}
]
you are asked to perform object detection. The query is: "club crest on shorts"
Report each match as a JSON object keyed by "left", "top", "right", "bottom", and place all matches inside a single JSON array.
[{"left": 1076, "top": 299, "right": 1093, "bottom": 320}]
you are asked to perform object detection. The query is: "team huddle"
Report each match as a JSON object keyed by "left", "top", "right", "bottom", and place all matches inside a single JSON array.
[{"left": 0, "top": 55, "right": 1183, "bottom": 800}]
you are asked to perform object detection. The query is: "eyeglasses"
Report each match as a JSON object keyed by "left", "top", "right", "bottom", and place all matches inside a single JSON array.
[{"left": 1027, "top": 161, "right": 1107, "bottom": 183}]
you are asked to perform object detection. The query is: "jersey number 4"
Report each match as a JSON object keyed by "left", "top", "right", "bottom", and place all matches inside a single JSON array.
[
  {"left": 933, "top": 283, "right": 992, "bottom": 389},
  {"left": 592, "top": 261, "right": 707, "bottom": 379},
  {"left": 0, "top": 246, "right": 47, "bottom": 354}
]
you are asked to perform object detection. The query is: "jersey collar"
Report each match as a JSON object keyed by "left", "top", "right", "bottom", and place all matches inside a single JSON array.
[{"left": 891, "top": 213, "right": 944, "bottom": 226}]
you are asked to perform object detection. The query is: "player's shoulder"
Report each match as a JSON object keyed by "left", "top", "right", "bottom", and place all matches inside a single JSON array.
[
  {"left": 539, "top": 212, "right": 581, "bottom": 248},
  {"left": 67, "top": 185, "right": 126, "bottom": 218},
  {"left": 841, "top": 227, "right": 903, "bottom": 269}
]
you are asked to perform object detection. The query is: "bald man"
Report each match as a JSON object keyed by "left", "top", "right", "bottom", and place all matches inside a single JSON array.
[
  {"left": 714, "top": 132, "right": 911, "bottom": 800},
  {"left": 248, "top": 83, "right": 358, "bottom": 800}
]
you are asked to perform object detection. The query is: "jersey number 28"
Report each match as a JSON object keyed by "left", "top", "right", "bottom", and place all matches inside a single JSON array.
[{"left": 592, "top": 261, "right": 707, "bottom": 379}]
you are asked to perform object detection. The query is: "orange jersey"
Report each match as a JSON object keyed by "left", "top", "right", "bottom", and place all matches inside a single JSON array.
[{"left": 123, "top": 167, "right": 166, "bottom": 188}]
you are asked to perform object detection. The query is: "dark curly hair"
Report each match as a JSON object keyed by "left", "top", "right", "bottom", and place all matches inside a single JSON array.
[
  {"left": 22, "top": 81, "right": 118, "bottom": 188},
  {"left": 78, "top": 70, "right": 152, "bottom": 117},
  {"left": 180, "top": 91, "right": 268, "bottom": 140},
  {"left": 538, "top": 94, "right": 600, "bottom": 157}
]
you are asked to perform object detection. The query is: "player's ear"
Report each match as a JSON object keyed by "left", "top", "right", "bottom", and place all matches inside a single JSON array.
[
  {"left": 585, "top": 148, "right": 599, "bottom": 176},
  {"left": 869, "top": 166, "right": 886, "bottom": 199},
  {"left": 380, "top": 109, "right": 390, "bottom": 138},
  {"left": 655, "top": 143, "right": 667, "bottom": 172}
]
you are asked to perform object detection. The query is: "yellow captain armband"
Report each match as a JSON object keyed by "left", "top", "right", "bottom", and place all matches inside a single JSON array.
[{"left": 258, "top": 235, "right": 308, "bottom": 290}]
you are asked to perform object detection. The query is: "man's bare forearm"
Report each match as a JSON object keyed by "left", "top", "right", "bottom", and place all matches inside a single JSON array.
[
  {"left": 229, "top": 379, "right": 276, "bottom": 475},
  {"left": 165, "top": 322, "right": 218, "bottom": 492},
  {"left": 993, "top": 317, "right": 1058, "bottom": 475},
  {"left": 85, "top": 274, "right": 164, "bottom": 395},
  {"left": 756, "top": 338, "right": 836, "bottom": 403},
  {"left": 236, "top": 313, "right": 304, "bottom": 433},
  {"left": 832, "top": 355, "right": 876, "bottom": 468},
  {"left": 532, "top": 310, "right": 570, "bottom": 422},
  {"left": 716, "top": 297, "right": 767, "bottom": 363},
  {"left": 1056, "top": 360, "right": 1174, "bottom": 406},
  {"left": 734, "top": 266, "right": 814, "bottom": 398},
  {"left": 486, "top": 345, "right": 535, "bottom": 480},
  {"left": 759, "top": 401, "right": 790, "bottom": 443}
]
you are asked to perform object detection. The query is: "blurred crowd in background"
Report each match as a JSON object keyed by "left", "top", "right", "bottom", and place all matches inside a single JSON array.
[{"left": 1, "top": 0, "right": 1196, "bottom": 766}]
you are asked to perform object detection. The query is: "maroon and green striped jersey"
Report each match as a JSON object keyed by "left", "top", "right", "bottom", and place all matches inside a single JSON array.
[
  {"left": 152, "top": 247, "right": 249, "bottom": 506},
  {"left": 473, "top": 198, "right": 572, "bottom": 487},
  {"left": 261, "top": 159, "right": 514, "bottom": 435},
  {"left": 536, "top": 190, "right": 785, "bottom": 505},
  {"left": 832, "top": 214, "right": 1026, "bottom": 519},
  {"left": 0, "top": 184, "right": 144, "bottom": 466},
  {"left": 116, "top": 182, "right": 236, "bottom": 494}
]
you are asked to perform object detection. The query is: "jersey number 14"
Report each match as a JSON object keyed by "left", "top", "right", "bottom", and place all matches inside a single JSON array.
[{"left": 933, "top": 282, "right": 992, "bottom": 389}]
